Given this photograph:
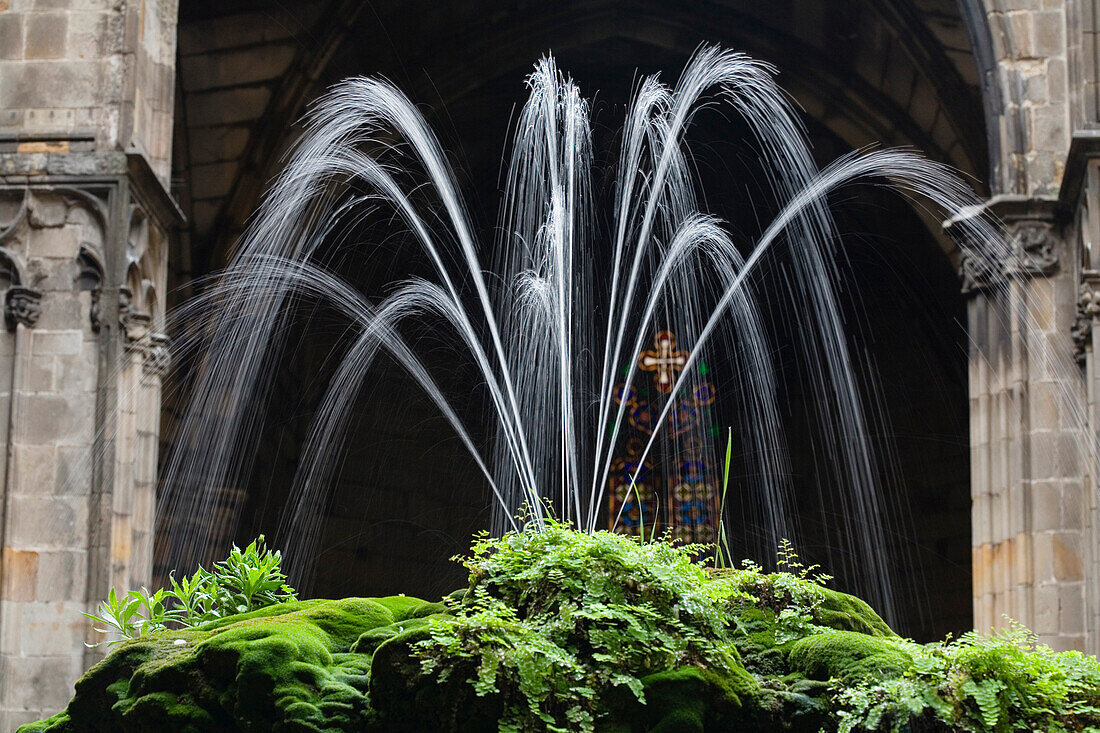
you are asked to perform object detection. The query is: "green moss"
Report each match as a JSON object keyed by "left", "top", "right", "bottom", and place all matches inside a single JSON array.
[
  {"left": 21, "top": 527, "right": 1100, "bottom": 733},
  {"left": 813, "top": 587, "right": 895, "bottom": 637},
  {"left": 15, "top": 710, "right": 72, "bottom": 733},
  {"left": 23, "top": 598, "right": 402, "bottom": 733},
  {"left": 787, "top": 629, "right": 913, "bottom": 683},
  {"left": 370, "top": 594, "right": 446, "bottom": 621}
]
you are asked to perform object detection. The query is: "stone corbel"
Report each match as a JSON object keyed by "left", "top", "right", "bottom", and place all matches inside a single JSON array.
[
  {"left": 5, "top": 286, "right": 42, "bottom": 330},
  {"left": 143, "top": 333, "right": 171, "bottom": 378},
  {"left": 1075, "top": 274, "right": 1100, "bottom": 365},
  {"left": 76, "top": 244, "right": 105, "bottom": 333},
  {"left": 945, "top": 195, "right": 1065, "bottom": 296},
  {"left": 119, "top": 287, "right": 151, "bottom": 347},
  {"left": 958, "top": 248, "right": 1003, "bottom": 295},
  {"left": 1007, "top": 220, "right": 1060, "bottom": 277}
]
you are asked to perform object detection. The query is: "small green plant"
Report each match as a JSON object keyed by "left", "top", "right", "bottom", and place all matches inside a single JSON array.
[
  {"left": 712, "top": 541, "right": 838, "bottom": 653},
  {"left": 712, "top": 426, "right": 735, "bottom": 568},
  {"left": 86, "top": 536, "right": 297, "bottom": 645}
]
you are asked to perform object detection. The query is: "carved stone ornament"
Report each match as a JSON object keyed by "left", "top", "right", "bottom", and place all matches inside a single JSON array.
[
  {"left": 4, "top": 286, "right": 43, "bottom": 330},
  {"left": 89, "top": 289, "right": 101, "bottom": 332},
  {"left": 959, "top": 249, "right": 1003, "bottom": 295},
  {"left": 1074, "top": 281, "right": 1100, "bottom": 364},
  {"left": 143, "top": 332, "right": 171, "bottom": 377},
  {"left": 119, "top": 287, "right": 152, "bottom": 345},
  {"left": 1010, "top": 221, "right": 1060, "bottom": 275}
]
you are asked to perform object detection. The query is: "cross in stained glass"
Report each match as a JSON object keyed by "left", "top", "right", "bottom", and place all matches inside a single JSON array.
[
  {"left": 609, "top": 328, "right": 720, "bottom": 547},
  {"left": 638, "top": 330, "right": 688, "bottom": 394}
]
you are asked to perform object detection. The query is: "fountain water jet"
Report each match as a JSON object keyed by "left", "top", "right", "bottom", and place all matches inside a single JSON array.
[{"left": 154, "top": 45, "right": 1031, "bottom": 624}]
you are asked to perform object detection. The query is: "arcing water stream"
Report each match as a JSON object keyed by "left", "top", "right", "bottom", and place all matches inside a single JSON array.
[{"left": 153, "top": 46, "right": 1070, "bottom": 625}]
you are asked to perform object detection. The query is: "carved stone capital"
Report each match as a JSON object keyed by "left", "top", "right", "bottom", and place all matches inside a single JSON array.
[
  {"left": 119, "top": 287, "right": 151, "bottom": 346},
  {"left": 1074, "top": 275, "right": 1100, "bottom": 364},
  {"left": 945, "top": 195, "right": 1065, "bottom": 296},
  {"left": 142, "top": 333, "right": 171, "bottom": 377},
  {"left": 4, "top": 286, "right": 42, "bottom": 330},
  {"left": 1006, "top": 220, "right": 1060, "bottom": 276},
  {"left": 958, "top": 249, "right": 1002, "bottom": 295}
]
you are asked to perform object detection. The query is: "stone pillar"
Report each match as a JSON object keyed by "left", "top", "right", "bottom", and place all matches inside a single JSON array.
[
  {"left": 962, "top": 0, "right": 1100, "bottom": 652},
  {"left": 0, "top": 1, "right": 179, "bottom": 728},
  {"left": 1067, "top": 143, "right": 1100, "bottom": 656},
  {"left": 963, "top": 196, "right": 1091, "bottom": 651}
]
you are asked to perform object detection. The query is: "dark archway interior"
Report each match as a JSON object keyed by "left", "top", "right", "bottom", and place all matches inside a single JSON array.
[
  {"left": 222, "top": 43, "right": 971, "bottom": 643},
  {"left": 166, "top": 2, "right": 979, "bottom": 643}
]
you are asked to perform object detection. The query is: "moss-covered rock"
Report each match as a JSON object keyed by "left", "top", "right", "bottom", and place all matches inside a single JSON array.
[
  {"left": 812, "top": 588, "right": 895, "bottom": 637},
  {"left": 787, "top": 629, "right": 913, "bottom": 683},
  {"left": 21, "top": 526, "right": 1100, "bottom": 733},
  {"left": 20, "top": 597, "right": 433, "bottom": 733}
]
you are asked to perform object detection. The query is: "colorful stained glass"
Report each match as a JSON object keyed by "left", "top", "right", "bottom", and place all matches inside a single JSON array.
[{"left": 607, "top": 330, "right": 721, "bottom": 544}]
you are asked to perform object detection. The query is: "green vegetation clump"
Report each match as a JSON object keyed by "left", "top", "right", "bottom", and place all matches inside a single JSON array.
[
  {"left": 18, "top": 526, "right": 1100, "bottom": 732},
  {"left": 833, "top": 624, "right": 1100, "bottom": 732},
  {"left": 86, "top": 536, "right": 297, "bottom": 642},
  {"left": 20, "top": 596, "right": 445, "bottom": 733},
  {"left": 400, "top": 520, "right": 757, "bottom": 731}
]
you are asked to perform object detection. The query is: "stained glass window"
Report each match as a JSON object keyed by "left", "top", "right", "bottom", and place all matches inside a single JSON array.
[{"left": 607, "top": 330, "right": 720, "bottom": 544}]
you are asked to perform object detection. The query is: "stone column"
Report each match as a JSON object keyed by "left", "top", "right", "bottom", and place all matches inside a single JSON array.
[
  {"left": 963, "top": 196, "right": 1091, "bottom": 651},
  {"left": 1067, "top": 143, "right": 1100, "bottom": 656},
  {"left": 0, "top": 1, "right": 179, "bottom": 728}
]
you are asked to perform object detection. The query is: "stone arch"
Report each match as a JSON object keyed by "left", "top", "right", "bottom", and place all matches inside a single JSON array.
[{"left": 957, "top": 0, "right": 1007, "bottom": 191}]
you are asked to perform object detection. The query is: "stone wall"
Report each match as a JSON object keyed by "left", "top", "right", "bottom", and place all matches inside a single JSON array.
[{"left": 0, "top": 1, "right": 178, "bottom": 728}]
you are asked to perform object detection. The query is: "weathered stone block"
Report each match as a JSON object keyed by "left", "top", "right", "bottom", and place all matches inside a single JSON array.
[
  {"left": 0, "top": 59, "right": 104, "bottom": 110},
  {"left": 27, "top": 192, "right": 67, "bottom": 228},
  {"left": 1033, "top": 583, "right": 1059, "bottom": 634},
  {"left": 1031, "top": 10, "right": 1065, "bottom": 58},
  {"left": 0, "top": 600, "right": 23, "bottom": 654},
  {"left": 20, "top": 106, "right": 76, "bottom": 133},
  {"left": 1032, "top": 531, "right": 1053, "bottom": 583},
  {"left": 55, "top": 444, "right": 91, "bottom": 495},
  {"left": 1031, "top": 481, "right": 1061, "bottom": 531},
  {"left": 24, "top": 355, "right": 54, "bottom": 392},
  {"left": 1059, "top": 482, "right": 1085, "bottom": 528},
  {"left": 24, "top": 12, "right": 67, "bottom": 60},
  {"left": 55, "top": 350, "right": 98, "bottom": 393},
  {"left": 1028, "top": 106, "right": 1068, "bottom": 157},
  {"left": 34, "top": 551, "right": 85, "bottom": 601},
  {"left": 1007, "top": 12, "right": 1034, "bottom": 58},
  {"left": 1052, "top": 531, "right": 1083, "bottom": 581},
  {"left": 0, "top": 548, "right": 38, "bottom": 602},
  {"left": 0, "top": 653, "right": 80, "bottom": 710},
  {"left": 1059, "top": 584, "right": 1084, "bottom": 635},
  {"left": 30, "top": 330, "right": 81, "bottom": 356},
  {"left": 19, "top": 601, "right": 87, "bottom": 655},
  {"left": 7, "top": 495, "right": 87, "bottom": 549},
  {"left": 0, "top": 710, "right": 43, "bottom": 733},
  {"left": 0, "top": 13, "right": 23, "bottom": 61},
  {"left": 1047, "top": 58, "right": 1067, "bottom": 103},
  {"left": 14, "top": 443, "right": 55, "bottom": 490},
  {"left": 65, "top": 11, "right": 110, "bottom": 60}
]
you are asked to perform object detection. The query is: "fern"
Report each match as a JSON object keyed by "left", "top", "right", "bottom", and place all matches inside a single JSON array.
[{"left": 834, "top": 622, "right": 1100, "bottom": 732}]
